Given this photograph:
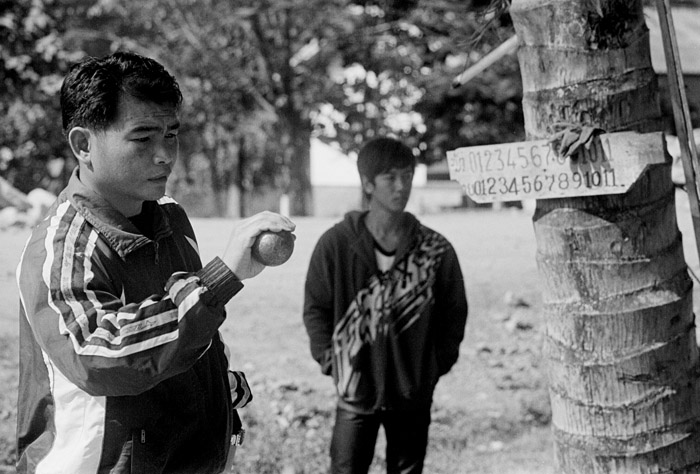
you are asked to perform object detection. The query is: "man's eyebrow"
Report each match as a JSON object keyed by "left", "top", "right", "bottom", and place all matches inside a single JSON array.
[{"left": 128, "top": 122, "right": 181, "bottom": 134}]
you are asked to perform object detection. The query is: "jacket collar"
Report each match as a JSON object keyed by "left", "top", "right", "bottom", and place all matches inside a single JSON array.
[
  {"left": 343, "top": 210, "right": 421, "bottom": 268},
  {"left": 62, "top": 168, "right": 173, "bottom": 258}
]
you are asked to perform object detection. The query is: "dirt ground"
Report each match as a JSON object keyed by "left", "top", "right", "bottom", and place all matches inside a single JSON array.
[
  {"left": 207, "top": 208, "right": 555, "bottom": 473},
  {"left": 1, "top": 191, "right": 698, "bottom": 473}
]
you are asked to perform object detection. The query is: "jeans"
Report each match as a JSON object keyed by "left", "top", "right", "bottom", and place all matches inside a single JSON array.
[{"left": 330, "top": 406, "right": 431, "bottom": 474}]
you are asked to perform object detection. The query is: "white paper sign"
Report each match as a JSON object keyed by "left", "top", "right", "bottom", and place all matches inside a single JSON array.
[{"left": 446, "top": 132, "right": 667, "bottom": 203}]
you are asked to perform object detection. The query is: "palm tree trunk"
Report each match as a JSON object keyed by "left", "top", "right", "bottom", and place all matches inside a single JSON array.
[{"left": 509, "top": 0, "right": 700, "bottom": 471}]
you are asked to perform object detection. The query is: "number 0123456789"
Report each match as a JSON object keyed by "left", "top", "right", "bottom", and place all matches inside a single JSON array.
[{"left": 446, "top": 132, "right": 668, "bottom": 203}]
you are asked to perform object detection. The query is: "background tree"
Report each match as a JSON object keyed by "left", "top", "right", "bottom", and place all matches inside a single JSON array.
[
  {"left": 48, "top": 0, "right": 279, "bottom": 217},
  {"left": 317, "top": 0, "right": 522, "bottom": 161},
  {"left": 413, "top": 1, "right": 523, "bottom": 162},
  {"left": 2, "top": 0, "right": 525, "bottom": 218},
  {"left": 509, "top": 0, "right": 700, "bottom": 471},
  {"left": 0, "top": 0, "right": 79, "bottom": 195}
]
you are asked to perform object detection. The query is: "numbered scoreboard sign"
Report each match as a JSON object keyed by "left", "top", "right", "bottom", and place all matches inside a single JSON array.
[{"left": 446, "top": 131, "right": 668, "bottom": 203}]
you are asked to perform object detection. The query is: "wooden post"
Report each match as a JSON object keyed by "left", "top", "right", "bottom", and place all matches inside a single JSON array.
[
  {"left": 452, "top": 35, "right": 519, "bottom": 88},
  {"left": 656, "top": 0, "right": 700, "bottom": 263}
]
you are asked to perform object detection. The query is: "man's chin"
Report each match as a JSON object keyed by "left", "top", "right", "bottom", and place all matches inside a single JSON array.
[
  {"left": 146, "top": 182, "right": 169, "bottom": 198},
  {"left": 392, "top": 199, "right": 409, "bottom": 211}
]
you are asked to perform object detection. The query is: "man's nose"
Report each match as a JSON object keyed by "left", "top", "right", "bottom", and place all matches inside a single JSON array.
[
  {"left": 396, "top": 176, "right": 410, "bottom": 190},
  {"left": 154, "top": 142, "right": 175, "bottom": 165}
]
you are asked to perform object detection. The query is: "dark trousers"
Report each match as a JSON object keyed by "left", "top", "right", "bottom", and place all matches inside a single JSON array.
[{"left": 330, "top": 406, "right": 431, "bottom": 474}]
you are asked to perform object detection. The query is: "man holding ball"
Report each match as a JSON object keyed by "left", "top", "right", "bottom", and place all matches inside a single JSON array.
[{"left": 16, "top": 51, "right": 294, "bottom": 474}]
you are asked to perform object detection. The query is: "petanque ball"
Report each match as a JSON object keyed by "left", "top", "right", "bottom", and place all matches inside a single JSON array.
[{"left": 251, "top": 230, "right": 295, "bottom": 267}]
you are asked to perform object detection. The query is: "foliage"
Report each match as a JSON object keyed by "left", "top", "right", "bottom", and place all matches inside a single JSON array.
[
  {"left": 1, "top": 0, "right": 525, "bottom": 215},
  {"left": 125, "top": 0, "right": 284, "bottom": 215},
  {"left": 0, "top": 0, "right": 80, "bottom": 194},
  {"left": 313, "top": 0, "right": 523, "bottom": 163},
  {"left": 411, "top": 2, "right": 524, "bottom": 163}
]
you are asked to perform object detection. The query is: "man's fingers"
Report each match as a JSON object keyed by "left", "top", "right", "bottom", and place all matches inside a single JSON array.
[
  {"left": 233, "top": 212, "right": 296, "bottom": 247},
  {"left": 222, "top": 211, "right": 297, "bottom": 279},
  {"left": 243, "top": 211, "right": 296, "bottom": 234}
]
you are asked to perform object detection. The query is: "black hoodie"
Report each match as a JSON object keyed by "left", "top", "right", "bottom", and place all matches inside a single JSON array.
[{"left": 303, "top": 211, "right": 468, "bottom": 413}]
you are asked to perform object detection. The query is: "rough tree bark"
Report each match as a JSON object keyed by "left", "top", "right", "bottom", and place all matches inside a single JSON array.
[{"left": 509, "top": 0, "right": 700, "bottom": 472}]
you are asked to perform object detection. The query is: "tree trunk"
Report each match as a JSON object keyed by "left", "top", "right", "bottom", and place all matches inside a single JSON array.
[
  {"left": 281, "top": 114, "right": 313, "bottom": 216},
  {"left": 237, "top": 135, "right": 248, "bottom": 218},
  {"left": 207, "top": 146, "right": 228, "bottom": 218},
  {"left": 509, "top": 0, "right": 700, "bottom": 472}
]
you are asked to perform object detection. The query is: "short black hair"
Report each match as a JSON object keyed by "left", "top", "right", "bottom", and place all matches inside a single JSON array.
[
  {"left": 357, "top": 137, "right": 416, "bottom": 183},
  {"left": 60, "top": 51, "right": 182, "bottom": 137}
]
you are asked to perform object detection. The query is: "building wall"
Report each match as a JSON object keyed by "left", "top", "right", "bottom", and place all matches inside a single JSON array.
[
  {"left": 311, "top": 181, "right": 465, "bottom": 218},
  {"left": 312, "top": 186, "right": 363, "bottom": 217}
]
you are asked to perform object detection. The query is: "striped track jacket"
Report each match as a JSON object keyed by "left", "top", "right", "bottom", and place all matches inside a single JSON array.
[{"left": 16, "top": 170, "right": 249, "bottom": 474}]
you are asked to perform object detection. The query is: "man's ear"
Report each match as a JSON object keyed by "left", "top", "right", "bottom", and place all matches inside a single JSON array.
[
  {"left": 360, "top": 175, "right": 374, "bottom": 196},
  {"left": 68, "top": 127, "right": 93, "bottom": 168}
]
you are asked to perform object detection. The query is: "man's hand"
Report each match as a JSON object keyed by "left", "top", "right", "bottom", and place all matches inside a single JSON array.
[
  {"left": 548, "top": 123, "right": 605, "bottom": 158},
  {"left": 223, "top": 211, "right": 296, "bottom": 280}
]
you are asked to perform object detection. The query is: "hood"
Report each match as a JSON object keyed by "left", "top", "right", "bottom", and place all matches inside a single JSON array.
[{"left": 338, "top": 210, "right": 422, "bottom": 267}]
